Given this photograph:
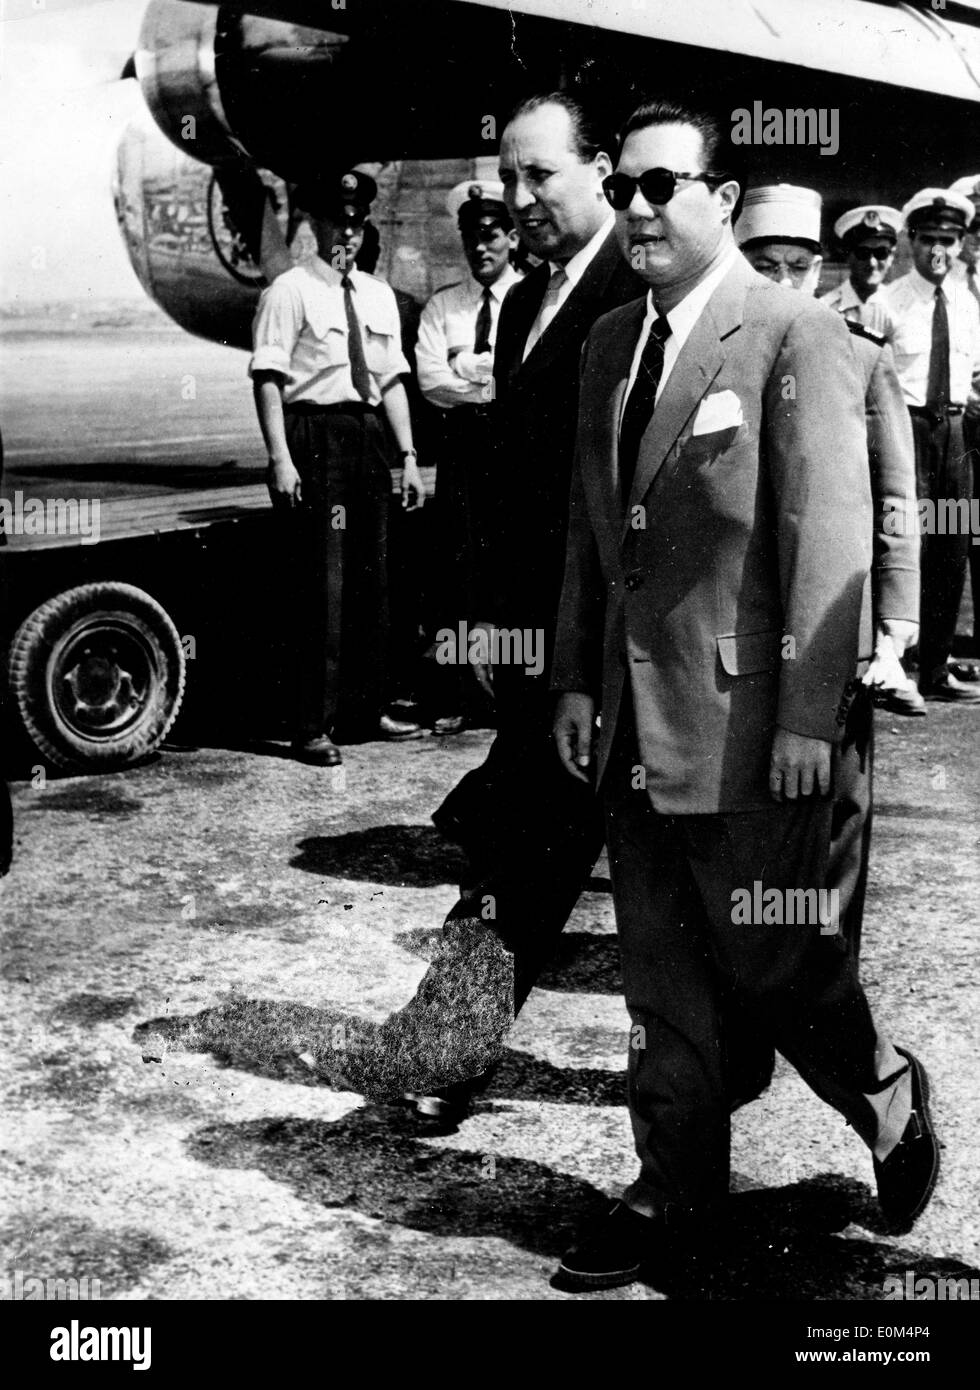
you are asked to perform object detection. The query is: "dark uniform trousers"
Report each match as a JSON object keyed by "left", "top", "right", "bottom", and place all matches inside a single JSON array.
[
  {"left": 965, "top": 412, "right": 980, "bottom": 650},
  {"left": 909, "top": 409, "right": 971, "bottom": 687},
  {"left": 422, "top": 404, "right": 499, "bottom": 715},
  {"left": 603, "top": 692, "right": 908, "bottom": 1214},
  {"left": 279, "top": 403, "right": 391, "bottom": 740}
]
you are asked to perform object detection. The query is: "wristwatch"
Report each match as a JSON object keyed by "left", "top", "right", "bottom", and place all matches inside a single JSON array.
[{"left": 400, "top": 448, "right": 418, "bottom": 462}]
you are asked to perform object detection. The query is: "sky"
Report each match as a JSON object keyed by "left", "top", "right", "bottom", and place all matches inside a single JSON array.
[{"left": 0, "top": 0, "right": 149, "bottom": 303}]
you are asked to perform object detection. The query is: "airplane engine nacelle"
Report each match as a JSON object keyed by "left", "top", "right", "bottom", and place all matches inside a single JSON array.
[{"left": 133, "top": 0, "right": 528, "bottom": 181}]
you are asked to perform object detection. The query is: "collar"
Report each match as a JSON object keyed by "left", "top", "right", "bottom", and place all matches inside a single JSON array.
[
  {"left": 470, "top": 264, "right": 522, "bottom": 302},
  {"left": 837, "top": 278, "right": 866, "bottom": 311},
  {"left": 908, "top": 266, "right": 949, "bottom": 299},
  {"left": 654, "top": 243, "right": 739, "bottom": 340},
  {"left": 549, "top": 211, "right": 616, "bottom": 289},
  {"left": 308, "top": 255, "right": 349, "bottom": 286}
]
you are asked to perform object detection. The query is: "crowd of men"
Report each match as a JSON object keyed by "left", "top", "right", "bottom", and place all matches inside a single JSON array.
[{"left": 247, "top": 93, "right": 975, "bottom": 1291}]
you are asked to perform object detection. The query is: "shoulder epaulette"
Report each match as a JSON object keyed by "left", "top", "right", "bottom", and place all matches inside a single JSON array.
[{"left": 846, "top": 320, "right": 887, "bottom": 347}]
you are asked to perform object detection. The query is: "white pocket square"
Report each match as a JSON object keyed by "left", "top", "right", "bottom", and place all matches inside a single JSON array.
[{"left": 691, "top": 390, "right": 744, "bottom": 436}]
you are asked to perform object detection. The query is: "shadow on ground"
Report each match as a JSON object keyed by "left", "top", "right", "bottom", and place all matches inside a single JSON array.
[
  {"left": 186, "top": 1109, "right": 977, "bottom": 1297},
  {"left": 291, "top": 826, "right": 470, "bottom": 887}
]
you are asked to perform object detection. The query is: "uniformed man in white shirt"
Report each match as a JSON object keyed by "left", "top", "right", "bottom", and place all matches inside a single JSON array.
[
  {"left": 415, "top": 181, "right": 522, "bottom": 732},
  {"left": 948, "top": 174, "right": 980, "bottom": 679},
  {"left": 878, "top": 188, "right": 980, "bottom": 702},
  {"left": 820, "top": 204, "right": 902, "bottom": 338},
  {"left": 250, "top": 172, "right": 426, "bottom": 765}
]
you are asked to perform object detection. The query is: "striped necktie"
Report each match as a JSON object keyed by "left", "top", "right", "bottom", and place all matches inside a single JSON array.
[{"left": 619, "top": 314, "right": 672, "bottom": 503}]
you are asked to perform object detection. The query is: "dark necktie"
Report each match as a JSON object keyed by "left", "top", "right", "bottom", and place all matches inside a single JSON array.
[
  {"left": 619, "top": 313, "right": 672, "bottom": 503},
  {"left": 473, "top": 287, "right": 493, "bottom": 354},
  {"left": 341, "top": 272, "right": 372, "bottom": 402},
  {"left": 925, "top": 286, "right": 950, "bottom": 414}
]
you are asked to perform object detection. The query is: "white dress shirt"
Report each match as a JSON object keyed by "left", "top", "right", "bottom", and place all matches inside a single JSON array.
[
  {"left": 416, "top": 265, "right": 523, "bottom": 408},
  {"left": 621, "top": 243, "right": 739, "bottom": 426},
  {"left": 522, "top": 211, "right": 616, "bottom": 361},
  {"left": 877, "top": 266, "right": 980, "bottom": 408},
  {"left": 249, "top": 258, "right": 409, "bottom": 407}
]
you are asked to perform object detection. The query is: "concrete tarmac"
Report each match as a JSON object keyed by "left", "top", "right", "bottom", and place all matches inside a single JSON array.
[{"left": 1, "top": 710, "right": 978, "bottom": 1302}]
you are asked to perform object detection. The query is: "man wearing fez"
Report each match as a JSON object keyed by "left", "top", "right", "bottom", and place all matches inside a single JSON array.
[
  {"left": 879, "top": 188, "right": 980, "bottom": 703},
  {"left": 551, "top": 101, "right": 936, "bottom": 1290},
  {"left": 415, "top": 180, "right": 522, "bottom": 732},
  {"left": 250, "top": 171, "right": 425, "bottom": 767},
  {"left": 820, "top": 204, "right": 903, "bottom": 336}
]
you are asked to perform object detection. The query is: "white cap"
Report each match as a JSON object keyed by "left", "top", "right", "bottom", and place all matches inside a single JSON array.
[
  {"left": 736, "top": 184, "right": 822, "bottom": 248},
  {"left": 901, "top": 188, "right": 974, "bottom": 231},
  {"left": 833, "top": 205, "right": 902, "bottom": 243},
  {"left": 948, "top": 174, "right": 980, "bottom": 204},
  {"left": 446, "top": 179, "right": 509, "bottom": 222}
]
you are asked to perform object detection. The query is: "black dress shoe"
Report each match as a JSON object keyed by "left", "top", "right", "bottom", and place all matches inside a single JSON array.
[
  {"left": 378, "top": 713, "right": 424, "bottom": 740},
  {"left": 873, "top": 1047, "right": 939, "bottom": 1232},
  {"left": 552, "top": 1201, "right": 665, "bottom": 1292},
  {"left": 291, "top": 734, "right": 342, "bottom": 766},
  {"left": 921, "top": 673, "right": 980, "bottom": 704},
  {"left": 433, "top": 714, "right": 466, "bottom": 735},
  {"left": 949, "top": 660, "right": 980, "bottom": 684}
]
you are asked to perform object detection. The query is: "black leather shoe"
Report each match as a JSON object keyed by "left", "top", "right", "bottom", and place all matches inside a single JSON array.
[
  {"left": 433, "top": 714, "right": 466, "bottom": 736},
  {"left": 948, "top": 660, "right": 980, "bottom": 684},
  {"left": 873, "top": 1048, "right": 939, "bottom": 1232},
  {"left": 291, "top": 734, "right": 342, "bottom": 767},
  {"left": 873, "top": 685, "right": 927, "bottom": 717},
  {"left": 921, "top": 673, "right": 980, "bottom": 704},
  {"left": 400, "top": 1072, "right": 488, "bottom": 1134},
  {"left": 379, "top": 713, "right": 424, "bottom": 740},
  {"left": 552, "top": 1201, "right": 664, "bottom": 1292}
]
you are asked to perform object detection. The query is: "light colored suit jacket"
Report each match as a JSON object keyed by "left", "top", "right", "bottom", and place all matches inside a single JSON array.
[{"left": 551, "top": 253, "right": 873, "bottom": 814}]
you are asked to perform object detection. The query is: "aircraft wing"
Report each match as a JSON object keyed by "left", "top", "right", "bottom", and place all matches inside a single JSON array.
[{"left": 189, "top": 0, "right": 980, "bottom": 102}]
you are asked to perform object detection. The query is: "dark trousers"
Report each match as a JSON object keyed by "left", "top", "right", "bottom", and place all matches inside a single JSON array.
[
  {"left": 722, "top": 686, "right": 875, "bottom": 1102},
  {"left": 279, "top": 405, "right": 391, "bottom": 741},
  {"left": 422, "top": 406, "right": 498, "bottom": 718},
  {"left": 965, "top": 413, "right": 980, "bottom": 649},
  {"left": 909, "top": 411, "right": 971, "bottom": 687},
  {"left": 435, "top": 641, "right": 604, "bottom": 1012},
  {"left": 603, "top": 706, "right": 909, "bottom": 1213}
]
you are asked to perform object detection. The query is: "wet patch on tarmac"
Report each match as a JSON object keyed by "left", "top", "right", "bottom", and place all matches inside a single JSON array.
[
  {"left": 37, "top": 782, "right": 144, "bottom": 818},
  {"left": 0, "top": 1214, "right": 173, "bottom": 1294},
  {"left": 51, "top": 992, "right": 141, "bottom": 1025}
]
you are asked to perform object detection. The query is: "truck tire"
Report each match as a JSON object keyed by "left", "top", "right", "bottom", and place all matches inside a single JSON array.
[{"left": 7, "top": 582, "right": 186, "bottom": 772}]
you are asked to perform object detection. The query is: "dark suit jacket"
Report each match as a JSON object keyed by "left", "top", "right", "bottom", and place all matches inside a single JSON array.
[
  {"left": 552, "top": 252, "right": 874, "bottom": 814},
  {"left": 480, "top": 229, "right": 644, "bottom": 630}
]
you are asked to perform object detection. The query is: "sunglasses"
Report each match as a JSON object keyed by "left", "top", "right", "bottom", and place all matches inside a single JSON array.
[
  {"left": 602, "top": 167, "right": 730, "bottom": 210},
  {"left": 851, "top": 245, "right": 894, "bottom": 262}
]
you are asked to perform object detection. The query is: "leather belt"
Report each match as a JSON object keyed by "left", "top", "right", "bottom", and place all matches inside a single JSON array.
[
  {"left": 285, "top": 401, "right": 379, "bottom": 415},
  {"left": 909, "top": 404, "right": 964, "bottom": 425}
]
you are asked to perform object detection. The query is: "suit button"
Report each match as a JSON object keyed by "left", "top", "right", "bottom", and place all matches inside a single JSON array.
[{"left": 624, "top": 572, "right": 643, "bottom": 591}]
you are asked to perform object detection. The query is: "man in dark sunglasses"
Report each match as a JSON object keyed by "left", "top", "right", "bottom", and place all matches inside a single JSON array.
[
  {"left": 820, "top": 204, "right": 902, "bottom": 333},
  {"left": 551, "top": 98, "right": 934, "bottom": 1291}
]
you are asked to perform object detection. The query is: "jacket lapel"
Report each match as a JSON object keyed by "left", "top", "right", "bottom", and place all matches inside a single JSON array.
[
  {"left": 519, "top": 229, "right": 622, "bottom": 378},
  {"left": 621, "top": 255, "right": 751, "bottom": 541}
]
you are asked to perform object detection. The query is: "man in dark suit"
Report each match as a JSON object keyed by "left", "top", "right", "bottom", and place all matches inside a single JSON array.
[
  {"left": 551, "top": 99, "right": 937, "bottom": 1290},
  {"left": 409, "top": 93, "right": 644, "bottom": 1125}
]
